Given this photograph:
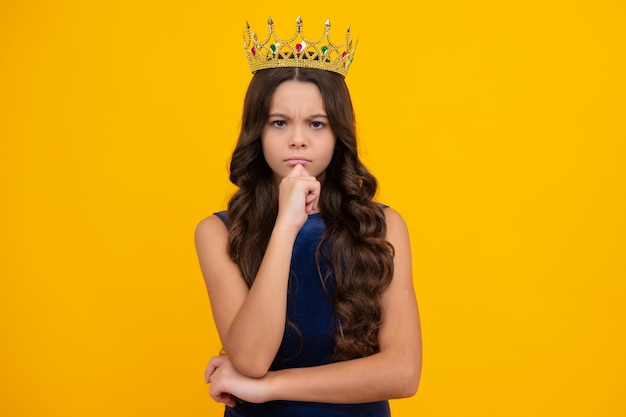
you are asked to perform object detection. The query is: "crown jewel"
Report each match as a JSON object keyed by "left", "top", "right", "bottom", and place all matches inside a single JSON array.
[{"left": 243, "top": 16, "right": 357, "bottom": 77}]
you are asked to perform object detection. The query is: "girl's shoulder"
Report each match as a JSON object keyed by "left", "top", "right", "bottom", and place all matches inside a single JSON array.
[
  {"left": 373, "top": 203, "right": 409, "bottom": 232},
  {"left": 194, "top": 212, "right": 230, "bottom": 245},
  {"left": 380, "top": 206, "right": 410, "bottom": 241},
  {"left": 213, "top": 210, "right": 229, "bottom": 228}
]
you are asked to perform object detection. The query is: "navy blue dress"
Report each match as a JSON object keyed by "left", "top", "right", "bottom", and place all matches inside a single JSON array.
[{"left": 214, "top": 211, "right": 391, "bottom": 417}]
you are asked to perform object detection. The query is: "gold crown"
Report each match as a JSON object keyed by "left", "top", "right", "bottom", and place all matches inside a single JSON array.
[{"left": 243, "top": 16, "right": 357, "bottom": 77}]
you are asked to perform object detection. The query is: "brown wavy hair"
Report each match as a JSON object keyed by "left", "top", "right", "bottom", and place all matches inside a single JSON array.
[{"left": 226, "top": 67, "right": 394, "bottom": 360}]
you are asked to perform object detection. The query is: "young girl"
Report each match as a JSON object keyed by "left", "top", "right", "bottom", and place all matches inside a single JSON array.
[{"left": 195, "top": 17, "right": 421, "bottom": 417}]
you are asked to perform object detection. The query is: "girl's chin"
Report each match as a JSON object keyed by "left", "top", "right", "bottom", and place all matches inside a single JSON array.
[{"left": 272, "top": 169, "right": 326, "bottom": 184}]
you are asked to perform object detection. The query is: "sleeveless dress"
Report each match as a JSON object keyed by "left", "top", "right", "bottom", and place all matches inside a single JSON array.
[{"left": 214, "top": 211, "right": 391, "bottom": 417}]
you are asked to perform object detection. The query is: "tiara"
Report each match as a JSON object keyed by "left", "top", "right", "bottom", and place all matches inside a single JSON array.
[{"left": 243, "top": 16, "right": 357, "bottom": 77}]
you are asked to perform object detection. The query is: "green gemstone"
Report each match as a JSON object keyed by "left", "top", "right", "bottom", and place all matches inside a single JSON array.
[
  {"left": 321, "top": 45, "right": 328, "bottom": 54},
  {"left": 270, "top": 43, "right": 276, "bottom": 52}
]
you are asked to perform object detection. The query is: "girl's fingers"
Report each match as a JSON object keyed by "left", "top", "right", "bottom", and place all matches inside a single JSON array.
[
  {"left": 209, "top": 383, "right": 237, "bottom": 407},
  {"left": 287, "top": 163, "right": 306, "bottom": 177},
  {"left": 304, "top": 182, "right": 320, "bottom": 213},
  {"left": 205, "top": 355, "right": 227, "bottom": 383},
  {"left": 278, "top": 164, "right": 321, "bottom": 223},
  {"left": 298, "top": 165, "right": 311, "bottom": 177}
]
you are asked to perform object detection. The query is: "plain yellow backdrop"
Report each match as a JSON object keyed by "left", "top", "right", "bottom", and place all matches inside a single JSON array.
[{"left": 2, "top": 1, "right": 625, "bottom": 416}]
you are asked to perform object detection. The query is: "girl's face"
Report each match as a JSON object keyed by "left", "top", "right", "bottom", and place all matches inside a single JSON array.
[{"left": 261, "top": 80, "right": 336, "bottom": 183}]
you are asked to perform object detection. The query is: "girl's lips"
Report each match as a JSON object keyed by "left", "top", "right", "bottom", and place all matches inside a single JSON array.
[{"left": 285, "top": 158, "right": 311, "bottom": 166}]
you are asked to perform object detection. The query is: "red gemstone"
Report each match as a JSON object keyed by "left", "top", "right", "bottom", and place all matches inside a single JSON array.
[
  {"left": 251, "top": 46, "right": 256, "bottom": 56},
  {"left": 342, "top": 51, "right": 347, "bottom": 59},
  {"left": 296, "top": 43, "right": 303, "bottom": 53}
]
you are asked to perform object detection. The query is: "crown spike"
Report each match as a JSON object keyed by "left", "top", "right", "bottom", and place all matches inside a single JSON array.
[
  {"left": 323, "top": 19, "right": 331, "bottom": 37},
  {"left": 268, "top": 16, "right": 273, "bottom": 25},
  {"left": 296, "top": 16, "right": 302, "bottom": 25}
]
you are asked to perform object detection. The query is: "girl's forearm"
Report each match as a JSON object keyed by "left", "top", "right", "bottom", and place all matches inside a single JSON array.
[
  {"left": 263, "top": 350, "right": 421, "bottom": 404},
  {"left": 225, "top": 223, "right": 300, "bottom": 377}
]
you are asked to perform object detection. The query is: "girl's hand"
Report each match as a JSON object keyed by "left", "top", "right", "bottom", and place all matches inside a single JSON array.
[
  {"left": 276, "top": 164, "right": 320, "bottom": 230},
  {"left": 205, "top": 355, "right": 270, "bottom": 406}
]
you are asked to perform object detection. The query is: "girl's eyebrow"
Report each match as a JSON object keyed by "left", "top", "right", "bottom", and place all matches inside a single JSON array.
[
  {"left": 267, "top": 113, "right": 328, "bottom": 119},
  {"left": 268, "top": 113, "right": 289, "bottom": 118}
]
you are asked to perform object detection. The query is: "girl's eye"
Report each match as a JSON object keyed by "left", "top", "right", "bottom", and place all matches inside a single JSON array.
[
  {"left": 271, "top": 120, "right": 286, "bottom": 127},
  {"left": 311, "top": 121, "right": 326, "bottom": 129}
]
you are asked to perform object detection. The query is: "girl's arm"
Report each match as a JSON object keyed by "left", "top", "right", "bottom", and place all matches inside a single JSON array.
[
  {"left": 195, "top": 215, "right": 296, "bottom": 378},
  {"left": 206, "top": 207, "right": 422, "bottom": 404},
  {"left": 195, "top": 165, "right": 320, "bottom": 378}
]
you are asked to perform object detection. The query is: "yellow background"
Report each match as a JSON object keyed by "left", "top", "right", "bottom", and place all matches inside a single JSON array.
[{"left": 2, "top": 1, "right": 625, "bottom": 416}]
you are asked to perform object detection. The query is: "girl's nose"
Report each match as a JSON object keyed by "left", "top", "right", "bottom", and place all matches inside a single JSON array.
[{"left": 289, "top": 128, "right": 307, "bottom": 148}]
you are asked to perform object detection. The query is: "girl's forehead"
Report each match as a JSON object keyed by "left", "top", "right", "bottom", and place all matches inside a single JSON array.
[{"left": 269, "top": 81, "right": 325, "bottom": 111}]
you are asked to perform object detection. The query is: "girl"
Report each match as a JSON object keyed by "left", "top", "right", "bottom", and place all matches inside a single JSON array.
[{"left": 195, "top": 17, "right": 421, "bottom": 417}]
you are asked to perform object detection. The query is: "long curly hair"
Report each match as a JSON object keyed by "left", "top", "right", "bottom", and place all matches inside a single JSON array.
[{"left": 226, "top": 67, "right": 394, "bottom": 360}]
